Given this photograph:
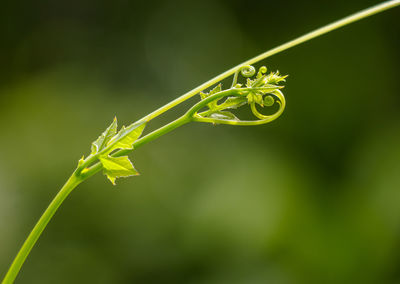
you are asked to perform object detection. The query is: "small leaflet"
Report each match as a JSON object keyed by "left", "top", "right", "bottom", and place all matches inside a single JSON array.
[
  {"left": 91, "top": 117, "right": 118, "bottom": 154},
  {"left": 99, "top": 156, "right": 139, "bottom": 185}
]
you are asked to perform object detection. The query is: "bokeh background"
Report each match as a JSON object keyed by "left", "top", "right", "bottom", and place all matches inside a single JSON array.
[{"left": 0, "top": 0, "right": 399, "bottom": 283}]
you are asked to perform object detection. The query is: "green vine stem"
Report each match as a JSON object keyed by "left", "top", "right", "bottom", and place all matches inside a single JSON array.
[
  {"left": 2, "top": 1, "right": 399, "bottom": 283},
  {"left": 1, "top": 175, "right": 83, "bottom": 284},
  {"left": 138, "top": 0, "right": 400, "bottom": 124}
]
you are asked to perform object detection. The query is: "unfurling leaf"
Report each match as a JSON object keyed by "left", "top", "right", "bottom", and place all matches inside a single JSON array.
[
  {"left": 265, "top": 71, "right": 288, "bottom": 84},
  {"left": 91, "top": 117, "right": 118, "bottom": 154},
  {"left": 106, "top": 121, "right": 146, "bottom": 153},
  {"left": 99, "top": 156, "right": 139, "bottom": 185}
]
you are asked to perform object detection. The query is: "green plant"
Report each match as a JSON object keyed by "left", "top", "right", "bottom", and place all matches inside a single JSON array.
[{"left": 2, "top": 1, "right": 399, "bottom": 283}]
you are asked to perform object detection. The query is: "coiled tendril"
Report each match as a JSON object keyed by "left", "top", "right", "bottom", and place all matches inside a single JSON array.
[
  {"left": 231, "top": 65, "right": 256, "bottom": 88},
  {"left": 188, "top": 65, "right": 287, "bottom": 126}
]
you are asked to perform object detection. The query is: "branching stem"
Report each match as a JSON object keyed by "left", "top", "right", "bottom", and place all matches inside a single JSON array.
[
  {"left": 2, "top": 1, "right": 399, "bottom": 283},
  {"left": 139, "top": 0, "right": 400, "bottom": 124}
]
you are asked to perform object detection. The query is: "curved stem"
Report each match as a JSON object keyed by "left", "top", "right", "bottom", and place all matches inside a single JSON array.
[
  {"left": 2, "top": 173, "right": 83, "bottom": 284},
  {"left": 2, "top": 114, "right": 192, "bottom": 284},
  {"left": 2, "top": 1, "right": 399, "bottom": 283}
]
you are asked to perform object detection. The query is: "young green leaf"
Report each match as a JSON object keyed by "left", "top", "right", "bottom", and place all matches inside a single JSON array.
[
  {"left": 265, "top": 71, "right": 288, "bottom": 84},
  {"left": 105, "top": 121, "right": 146, "bottom": 154},
  {"left": 246, "top": 78, "right": 253, "bottom": 88},
  {"left": 99, "top": 156, "right": 139, "bottom": 185},
  {"left": 91, "top": 117, "right": 118, "bottom": 154}
]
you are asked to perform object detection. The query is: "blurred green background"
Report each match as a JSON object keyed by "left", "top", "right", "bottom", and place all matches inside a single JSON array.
[{"left": 0, "top": 0, "right": 399, "bottom": 283}]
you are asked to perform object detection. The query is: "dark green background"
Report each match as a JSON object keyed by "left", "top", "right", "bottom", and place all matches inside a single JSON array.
[{"left": 0, "top": 0, "right": 399, "bottom": 283}]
